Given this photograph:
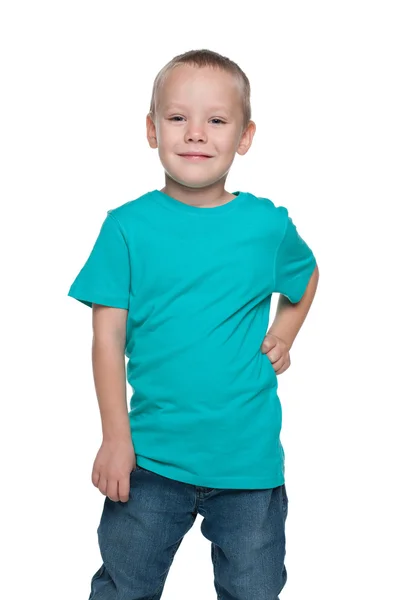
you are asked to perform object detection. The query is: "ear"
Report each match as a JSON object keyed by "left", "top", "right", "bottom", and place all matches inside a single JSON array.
[
  {"left": 146, "top": 112, "right": 158, "bottom": 149},
  {"left": 236, "top": 120, "right": 256, "bottom": 156}
]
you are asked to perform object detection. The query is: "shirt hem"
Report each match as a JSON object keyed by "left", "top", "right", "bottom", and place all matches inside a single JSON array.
[
  {"left": 284, "top": 254, "right": 317, "bottom": 303},
  {"left": 135, "top": 456, "right": 285, "bottom": 490},
  {"left": 67, "top": 289, "right": 129, "bottom": 310}
]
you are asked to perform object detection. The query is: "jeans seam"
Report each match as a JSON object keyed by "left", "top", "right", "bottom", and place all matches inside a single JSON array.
[
  {"left": 211, "top": 543, "right": 223, "bottom": 600},
  {"left": 149, "top": 538, "right": 182, "bottom": 600}
]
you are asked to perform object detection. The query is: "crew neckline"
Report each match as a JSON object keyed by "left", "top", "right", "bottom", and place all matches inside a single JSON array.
[{"left": 151, "top": 189, "right": 246, "bottom": 216}]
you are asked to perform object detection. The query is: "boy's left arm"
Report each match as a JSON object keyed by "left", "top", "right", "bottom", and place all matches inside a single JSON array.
[{"left": 261, "top": 264, "right": 319, "bottom": 375}]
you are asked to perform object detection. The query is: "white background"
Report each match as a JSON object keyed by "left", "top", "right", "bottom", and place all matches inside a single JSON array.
[{"left": 1, "top": 1, "right": 399, "bottom": 598}]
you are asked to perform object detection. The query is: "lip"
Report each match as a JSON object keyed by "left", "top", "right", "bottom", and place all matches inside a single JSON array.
[
  {"left": 178, "top": 153, "right": 213, "bottom": 161},
  {"left": 178, "top": 152, "right": 213, "bottom": 158}
]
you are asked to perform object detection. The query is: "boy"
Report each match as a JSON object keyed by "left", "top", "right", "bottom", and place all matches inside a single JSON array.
[{"left": 68, "top": 49, "right": 319, "bottom": 600}]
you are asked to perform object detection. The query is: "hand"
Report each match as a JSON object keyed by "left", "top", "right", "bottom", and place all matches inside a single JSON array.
[
  {"left": 91, "top": 439, "right": 136, "bottom": 503},
  {"left": 261, "top": 333, "right": 291, "bottom": 375}
]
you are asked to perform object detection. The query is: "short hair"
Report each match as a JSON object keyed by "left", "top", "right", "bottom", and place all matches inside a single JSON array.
[{"left": 149, "top": 49, "right": 252, "bottom": 129}]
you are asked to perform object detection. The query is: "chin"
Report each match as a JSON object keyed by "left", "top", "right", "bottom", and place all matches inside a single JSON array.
[{"left": 164, "top": 170, "right": 218, "bottom": 190}]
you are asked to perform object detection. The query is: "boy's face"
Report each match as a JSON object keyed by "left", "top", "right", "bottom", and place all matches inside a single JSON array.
[{"left": 147, "top": 65, "right": 255, "bottom": 190}]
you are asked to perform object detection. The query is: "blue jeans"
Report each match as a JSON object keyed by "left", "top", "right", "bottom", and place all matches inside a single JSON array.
[{"left": 89, "top": 465, "right": 288, "bottom": 600}]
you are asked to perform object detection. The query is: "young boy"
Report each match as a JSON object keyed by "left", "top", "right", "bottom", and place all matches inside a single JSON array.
[{"left": 68, "top": 49, "right": 319, "bottom": 600}]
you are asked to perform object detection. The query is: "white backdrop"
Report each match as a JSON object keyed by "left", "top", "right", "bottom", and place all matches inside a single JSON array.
[{"left": 1, "top": 1, "right": 399, "bottom": 598}]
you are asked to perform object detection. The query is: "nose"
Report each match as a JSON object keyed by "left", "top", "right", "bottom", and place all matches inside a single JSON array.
[{"left": 184, "top": 122, "right": 207, "bottom": 144}]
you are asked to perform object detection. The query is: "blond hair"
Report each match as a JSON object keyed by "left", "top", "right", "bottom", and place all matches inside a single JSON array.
[{"left": 149, "top": 49, "right": 252, "bottom": 129}]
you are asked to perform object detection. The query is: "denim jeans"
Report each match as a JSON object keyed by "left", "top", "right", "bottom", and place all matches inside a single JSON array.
[{"left": 89, "top": 464, "right": 288, "bottom": 600}]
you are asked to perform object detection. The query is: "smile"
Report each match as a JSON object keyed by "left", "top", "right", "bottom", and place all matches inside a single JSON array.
[{"left": 179, "top": 155, "right": 212, "bottom": 161}]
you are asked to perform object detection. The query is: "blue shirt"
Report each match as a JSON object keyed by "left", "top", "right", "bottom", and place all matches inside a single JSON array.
[{"left": 68, "top": 190, "right": 317, "bottom": 488}]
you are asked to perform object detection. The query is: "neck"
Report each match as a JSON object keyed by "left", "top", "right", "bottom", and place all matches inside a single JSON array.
[{"left": 161, "top": 176, "right": 235, "bottom": 207}]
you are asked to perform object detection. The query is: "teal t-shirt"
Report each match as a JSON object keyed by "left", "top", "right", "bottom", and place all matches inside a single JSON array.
[{"left": 68, "top": 189, "right": 317, "bottom": 489}]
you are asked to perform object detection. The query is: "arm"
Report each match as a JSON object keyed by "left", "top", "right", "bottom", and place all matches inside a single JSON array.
[
  {"left": 91, "top": 304, "right": 135, "bottom": 503},
  {"left": 267, "top": 264, "right": 319, "bottom": 350},
  {"left": 92, "top": 304, "right": 131, "bottom": 441}
]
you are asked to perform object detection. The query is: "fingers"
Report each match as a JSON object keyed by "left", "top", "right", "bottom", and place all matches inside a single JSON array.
[
  {"left": 118, "top": 476, "right": 131, "bottom": 503},
  {"left": 105, "top": 479, "right": 119, "bottom": 503},
  {"left": 261, "top": 335, "right": 290, "bottom": 367},
  {"left": 263, "top": 347, "right": 282, "bottom": 364},
  {"left": 275, "top": 363, "right": 289, "bottom": 375},
  {"left": 92, "top": 470, "right": 131, "bottom": 503},
  {"left": 262, "top": 335, "right": 277, "bottom": 352},
  {"left": 91, "top": 468, "right": 100, "bottom": 487},
  {"left": 97, "top": 475, "right": 109, "bottom": 497},
  {"left": 273, "top": 354, "right": 291, "bottom": 375},
  {"left": 261, "top": 338, "right": 291, "bottom": 375},
  {"left": 271, "top": 355, "right": 286, "bottom": 373}
]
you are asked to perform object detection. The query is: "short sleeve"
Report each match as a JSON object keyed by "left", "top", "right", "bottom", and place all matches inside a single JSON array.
[
  {"left": 67, "top": 212, "right": 130, "bottom": 309},
  {"left": 274, "top": 209, "right": 317, "bottom": 303}
]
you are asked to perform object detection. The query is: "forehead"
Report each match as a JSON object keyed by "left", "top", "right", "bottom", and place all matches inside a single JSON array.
[{"left": 158, "top": 65, "right": 242, "bottom": 111}]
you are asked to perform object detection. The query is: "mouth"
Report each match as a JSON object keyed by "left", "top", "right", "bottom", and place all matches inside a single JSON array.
[{"left": 178, "top": 153, "right": 213, "bottom": 161}]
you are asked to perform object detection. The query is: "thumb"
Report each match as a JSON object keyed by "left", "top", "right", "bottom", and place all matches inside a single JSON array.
[{"left": 262, "top": 334, "right": 276, "bottom": 351}]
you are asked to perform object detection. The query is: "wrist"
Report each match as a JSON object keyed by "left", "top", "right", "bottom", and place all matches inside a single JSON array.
[{"left": 102, "top": 424, "right": 132, "bottom": 444}]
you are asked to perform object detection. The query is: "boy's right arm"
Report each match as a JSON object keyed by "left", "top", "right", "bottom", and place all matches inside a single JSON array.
[{"left": 91, "top": 304, "right": 135, "bottom": 503}]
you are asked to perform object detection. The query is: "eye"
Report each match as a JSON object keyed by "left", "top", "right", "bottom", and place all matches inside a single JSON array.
[{"left": 168, "top": 116, "right": 226, "bottom": 124}]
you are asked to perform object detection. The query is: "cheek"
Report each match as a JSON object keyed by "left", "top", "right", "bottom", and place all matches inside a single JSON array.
[
  {"left": 217, "top": 140, "right": 239, "bottom": 158},
  {"left": 213, "top": 130, "right": 241, "bottom": 152},
  {"left": 157, "top": 123, "right": 176, "bottom": 146}
]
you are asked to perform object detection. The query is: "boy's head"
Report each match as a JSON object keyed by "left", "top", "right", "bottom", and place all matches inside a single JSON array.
[{"left": 146, "top": 49, "right": 256, "bottom": 191}]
